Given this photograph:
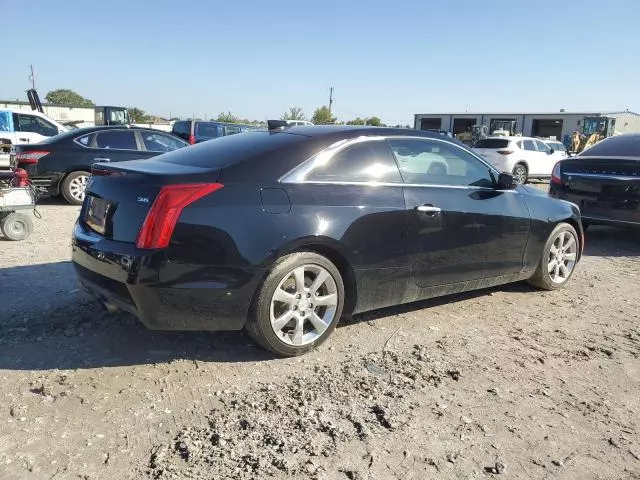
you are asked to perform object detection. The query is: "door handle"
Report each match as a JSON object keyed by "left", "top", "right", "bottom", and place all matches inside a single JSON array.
[
  {"left": 93, "top": 157, "right": 110, "bottom": 163},
  {"left": 415, "top": 205, "right": 441, "bottom": 215},
  {"left": 19, "top": 138, "right": 29, "bottom": 142}
]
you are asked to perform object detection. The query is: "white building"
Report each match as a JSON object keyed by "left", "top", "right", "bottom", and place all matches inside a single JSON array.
[{"left": 414, "top": 110, "right": 640, "bottom": 143}]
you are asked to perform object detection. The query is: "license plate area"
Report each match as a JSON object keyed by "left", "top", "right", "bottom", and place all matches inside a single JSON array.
[{"left": 84, "top": 195, "right": 115, "bottom": 236}]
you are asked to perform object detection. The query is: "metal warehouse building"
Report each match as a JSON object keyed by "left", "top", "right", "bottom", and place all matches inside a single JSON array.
[{"left": 414, "top": 110, "right": 640, "bottom": 143}]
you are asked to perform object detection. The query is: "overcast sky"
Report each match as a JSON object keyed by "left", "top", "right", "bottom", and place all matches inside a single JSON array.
[{"left": 4, "top": 0, "right": 639, "bottom": 124}]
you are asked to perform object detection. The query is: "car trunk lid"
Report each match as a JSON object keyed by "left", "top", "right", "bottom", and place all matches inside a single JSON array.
[
  {"left": 82, "top": 159, "right": 221, "bottom": 244},
  {"left": 559, "top": 156, "right": 640, "bottom": 222}
]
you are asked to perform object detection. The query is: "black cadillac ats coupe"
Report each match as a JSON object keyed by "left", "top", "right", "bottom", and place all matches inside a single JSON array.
[{"left": 72, "top": 123, "right": 584, "bottom": 356}]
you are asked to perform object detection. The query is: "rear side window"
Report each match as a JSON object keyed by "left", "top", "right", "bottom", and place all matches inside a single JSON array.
[
  {"left": 95, "top": 130, "right": 138, "bottom": 150},
  {"left": 305, "top": 141, "right": 402, "bottom": 183},
  {"left": 155, "top": 131, "right": 309, "bottom": 168},
  {"left": 75, "top": 133, "right": 93, "bottom": 146},
  {"left": 474, "top": 139, "right": 510, "bottom": 149},
  {"left": 522, "top": 139, "right": 536, "bottom": 151},
  {"left": 195, "top": 122, "right": 220, "bottom": 139}
]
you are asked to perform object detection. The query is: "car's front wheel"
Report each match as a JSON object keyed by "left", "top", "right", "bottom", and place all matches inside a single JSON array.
[
  {"left": 61, "top": 171, "right": 90, "bottom": 205},
  {"left": 527, "top": 222, "right": 579, "bottom": 290},
  {"left": 246, "top": 252, "right": 345, "bottom": 357}
]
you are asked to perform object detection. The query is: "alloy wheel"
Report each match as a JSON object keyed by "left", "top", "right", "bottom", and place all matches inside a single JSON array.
[
  {"left": 69, "top": 175, "right": 88, "bottom": 202},
  {"left": 547, "top": 231, "right": 578, "bottom": 284},
  {"left": 513, "top": 165, "right": 527, "bottom": 184},
  {"left": 269, "top": 264, "right": 338, "bottom": 346}
]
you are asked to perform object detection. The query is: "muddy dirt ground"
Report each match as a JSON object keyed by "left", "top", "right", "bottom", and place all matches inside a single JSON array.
[{"left": 0, "top": 194, "right": 639, "bottom": 480}]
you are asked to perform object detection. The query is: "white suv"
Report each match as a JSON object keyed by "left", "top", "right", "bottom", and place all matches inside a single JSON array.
[{"left": 473, "top": 136, "right": 560, "bottom": 184}]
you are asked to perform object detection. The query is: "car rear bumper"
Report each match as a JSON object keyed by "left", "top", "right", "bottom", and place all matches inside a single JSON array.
[
  {"left": 71, "top": 221, "right": 265, "bottom": 331},
  {"left": 550, "top": 186, "right": 640, "bottom": 227}
]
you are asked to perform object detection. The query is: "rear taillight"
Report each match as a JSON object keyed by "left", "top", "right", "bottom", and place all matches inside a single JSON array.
[
  {"left": 188, "top": 135, "right": 196, "bottom": 145},
  {"left": 16, "top": 150, "right": 49, "bottom": 165},
  {"left": 136, "top": 183, "right": 223, "bottom": 249},
  {"left": 551, "top": 162, "right": 563, "bottom": 185},
  {"left": 496, "top": 149, "right": 514, "bottom": 155}
]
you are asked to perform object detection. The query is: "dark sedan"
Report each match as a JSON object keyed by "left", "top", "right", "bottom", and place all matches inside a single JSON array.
[
  {"left": 72, "top": 124, "right": 584, "bottom": 356},
  {"left": 549, "top": 133, "right": 640, "bottom": 230},
  {"left": 11, "top": 126, "right": 189, "bottom": 205}
]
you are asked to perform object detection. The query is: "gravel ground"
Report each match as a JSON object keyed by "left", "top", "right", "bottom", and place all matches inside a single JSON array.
[{"left": 0, "top": 194, "right": 639, "bottom": 479}]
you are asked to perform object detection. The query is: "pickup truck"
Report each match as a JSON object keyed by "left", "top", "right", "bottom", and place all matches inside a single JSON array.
[{"left": 0, "top": 108, "right": 69, "bottom": 169}]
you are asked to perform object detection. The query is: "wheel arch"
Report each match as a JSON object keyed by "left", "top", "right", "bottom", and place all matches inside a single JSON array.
[{"left": 257, "top": 236, "right": 358, "bottom": 318}]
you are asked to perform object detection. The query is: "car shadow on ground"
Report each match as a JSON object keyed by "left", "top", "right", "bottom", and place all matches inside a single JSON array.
[
  {"left": 583, "top": 225, "right": 639, "bottom": 257},
  {"left": 0, "top": 230, "right": 636, "bottom": 372}
]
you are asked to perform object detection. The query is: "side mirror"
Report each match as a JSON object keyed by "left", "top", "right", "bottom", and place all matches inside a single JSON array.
[
  {"left": 548, "top": 148, "right": 554, "bottom": 154},
  {"left": 496, "top": 172, "right": 516, "bottom": 190}
]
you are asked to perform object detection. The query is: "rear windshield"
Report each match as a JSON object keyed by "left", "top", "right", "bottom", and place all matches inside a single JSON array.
[
  {"left": 580, "top": 134, "right": 640, "bottom": 157},
  {"left": 474, "top": 139, "right": 510, "bottom": 149},
  {"left": 155, "top": 131, "right": 309, "bottom": 168},
  {"left": 195, "top": 122, "right": 220, "bottom": 138}
]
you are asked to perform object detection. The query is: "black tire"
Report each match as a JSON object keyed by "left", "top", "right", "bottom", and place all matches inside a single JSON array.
[
  {"left": 0, "top": 212, "right": 33, "bottom": 241},
  {"left": 245, "top": 252, "right": 345, "bottom": 357},
  {"left": 527, "top": 222, "right": 579, "bottom": 291},
  {"left": 512, "top": 163, "right": 528, "bottom": 184},
  {"left": 61, "top": 171, "right": 90, "bottom": 205}
]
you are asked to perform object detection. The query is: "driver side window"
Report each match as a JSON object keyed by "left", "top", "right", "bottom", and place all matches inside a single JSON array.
[
  {"left": 387, "top": 138, "right": 493, "bottom": 187},
  {"left": 15, "top": 114, "right": 58, "bottom": 136},
  {"left": 534, "top": 140, "right": 550, "bottom": 153}
]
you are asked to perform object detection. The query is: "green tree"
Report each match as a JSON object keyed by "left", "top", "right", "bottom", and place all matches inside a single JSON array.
[
  {"left": 311, "top": 106, "right": 336, "bottom": 125},
  {"left": 367, "top": 116, "right": 383, "bottom": 127},
  {"left": 346, "top": 117, "right": 365, "bottom": 125},
  {"left": 45, "top": 89, "right": 94, "bottom": 107},
  {"left": 128, "top": 107, "right": 152, "bottom": 123},
  {"left": 216, "top": 111, "right": 240, "bottom": 123},
  {"left": 281, "top": 106, "right": 306, "bottom": 121}
]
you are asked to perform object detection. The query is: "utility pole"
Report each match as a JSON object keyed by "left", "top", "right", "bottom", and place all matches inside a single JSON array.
[
  {"left": 29, "top": 65, "right": 36, "bottom": 90},
  {"left": 328, "top": 86, "right": 334, "bottom": 115}
]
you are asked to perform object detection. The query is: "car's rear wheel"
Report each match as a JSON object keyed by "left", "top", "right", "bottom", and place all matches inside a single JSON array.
[
  {"left": 61, "top": 171, "right": 90, "bottom": 205},
  {"left": 512, "top": 163, "right": 528, "bottom": 184},
  {"left": 527, "top": 222, "right": 579, "bottom": 290},
  {"left": 246, "top": 252, "right": 345, "bottom": 357}
]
